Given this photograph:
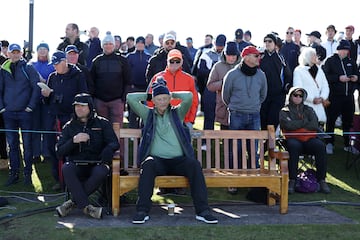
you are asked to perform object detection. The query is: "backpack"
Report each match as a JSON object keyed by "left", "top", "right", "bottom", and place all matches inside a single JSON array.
[{"left": 295, "top": 169, "right": 319, "bottom": 193}]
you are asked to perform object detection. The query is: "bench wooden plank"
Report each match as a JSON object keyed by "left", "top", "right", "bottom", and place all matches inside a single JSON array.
[{"left": 112, "top": 126, "right": 289, "bottom": 215}]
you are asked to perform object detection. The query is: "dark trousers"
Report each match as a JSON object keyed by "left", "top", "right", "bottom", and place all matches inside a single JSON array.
[
  {"left": 137, "top": 155, "right": 210, "bottom": 215},
  {"left": 0, "top": 113, "right": 8, "bottom": 159},
  {"left": 203, "top": 88, "right": 216, "bottom": 130},
  {"left": 325, "top": 95, "right": 355, "bottom": 146},
  {"left": 260, "top": 94, "right": 286, "bottom": 130},
  {"left": 32, "top": 103, "right": 51, "bottom": 158},
  {"left": 62, "top": 162, "right": 109, "bottom": 209},
  {"left": 286, "top": 138, "right": 327, "bottom": 181},
  {"left": 45, "top": 114, "right": 71, "bottom": 181}
]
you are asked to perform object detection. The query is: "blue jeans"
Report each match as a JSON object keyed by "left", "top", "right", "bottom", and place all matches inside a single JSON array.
[
  {"left": 3, "top": 111, "right": 33, "bottom": 175},
  {"left": 229, "top": 111, "right": 261, "bottom": 169}
]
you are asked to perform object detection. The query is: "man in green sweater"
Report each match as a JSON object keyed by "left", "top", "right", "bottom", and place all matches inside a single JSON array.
[{"left": 127, "top": 77, "right": 218, "bottom": 224}]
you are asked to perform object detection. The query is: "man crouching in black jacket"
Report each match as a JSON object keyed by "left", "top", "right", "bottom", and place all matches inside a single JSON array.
[{"left": 55, "top": 93, "right": 120, "bottom": 219}]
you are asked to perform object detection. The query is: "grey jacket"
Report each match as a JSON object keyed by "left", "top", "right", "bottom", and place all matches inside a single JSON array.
[{"left": 222, "top": 64, "right": 267, "bottom": 113}]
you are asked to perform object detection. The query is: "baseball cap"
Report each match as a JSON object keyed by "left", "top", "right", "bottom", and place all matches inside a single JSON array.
[
  {"left": 50, "top": 51, "right": 66, "bottom": 65},
  {"left": 167, "top": 49, "right": 182, "bottom": 60},
  {"left": 163, "top": 33, "right": 176, "bottom": 42},
  {"left": 345, "top": 25, "right": 355, "bottom": 32},
  {"left": 306, "top": 31, "right": 321, "bottom": 39},
  {"left": 8, "top": 43, "right": 21, "bottom": 52},
  {"left": 65, "top": 45, "right": 79, "bottom": 53},
  {"left": 241, "top": 46, "right": 260, "bottom": 58}
]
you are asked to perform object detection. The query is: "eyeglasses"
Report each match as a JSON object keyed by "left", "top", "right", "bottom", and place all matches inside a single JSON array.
[
  {"left": 264, "top": 39, "right": 273, "bottom": 43},
  {"left": 286, "top": 32, "right": 294, "bottom": 35},
  {"left": 169, "top": 60, "right": 181, "bottom": 64},
  {"left": 292, "top": 94, "right": 303, "bottom": 98}
]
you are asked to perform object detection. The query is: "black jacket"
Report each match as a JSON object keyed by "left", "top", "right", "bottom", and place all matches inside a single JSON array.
[
  {"left": 57, "top": 113, "right": 120, "bottom": 164},
  {"left": 90, "top": 52, "right": 131, "bottom": 102},
  {"left": 322, "top": 53, "right": 359, "bottom": 97},
  {"left": 57, "top": 37, "right": 89, "bottom": 66}
]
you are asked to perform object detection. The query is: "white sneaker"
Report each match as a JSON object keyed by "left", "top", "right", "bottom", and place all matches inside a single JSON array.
[
  {"left": 344, "top": 146, "right": 360, "bottom": 155},
  {"left": 326, "top": 143, "right": 334, "bottom": 154}
]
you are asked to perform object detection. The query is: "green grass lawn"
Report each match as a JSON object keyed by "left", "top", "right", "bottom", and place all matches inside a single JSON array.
[{"left": 1, "top": 118, "right": 360, "bottom": 239}]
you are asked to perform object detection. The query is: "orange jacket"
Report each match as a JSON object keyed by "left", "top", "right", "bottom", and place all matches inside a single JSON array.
[{"left": 148, "top": 68, "right": 199, "bottom": 123}]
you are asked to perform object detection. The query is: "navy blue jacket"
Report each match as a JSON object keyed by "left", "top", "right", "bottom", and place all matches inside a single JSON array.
[
  {"left": 127, "top": 50, "right": 151, "bottom": 89},
  {"left": 280, "top": 41, "right": 300, "bottom": 73},
  {"left": 0, "top": 59, "right": 40, "bottom": 111},
  {"left": 46, "top": 64, "right": 88, "bottom": 115}
]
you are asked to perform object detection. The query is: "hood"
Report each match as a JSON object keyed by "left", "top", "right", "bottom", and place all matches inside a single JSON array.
[
  {"left": 72, "top": 93, "right": 96, "bottom": 119},
  {"left": 286, "top": 86, "right": 308, "bottom": 105}
]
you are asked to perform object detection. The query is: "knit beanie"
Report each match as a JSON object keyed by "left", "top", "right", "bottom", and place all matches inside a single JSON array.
[
  {"left": 136, "top": 36, "right": 145, "bottom": 44},
  {"left": 37, "top": 42, "right": 49, "bottom": 51},
  {"left": 102, "top": 31, "right": 115, "bottom": 46},
  {"left": 225, "top": 41, "right": 239, "bottom": 56},
  {"left": 152, "top": 77, "right": 170, "bottom": 97}
]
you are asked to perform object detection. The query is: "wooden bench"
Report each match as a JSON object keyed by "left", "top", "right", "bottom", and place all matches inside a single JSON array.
[{"left": 112, "top": 125, "right": 289, "bottom": 215}]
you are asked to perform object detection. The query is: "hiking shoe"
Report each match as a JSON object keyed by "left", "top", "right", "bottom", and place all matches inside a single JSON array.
[
  {"left": 344, "top": 146, "right": 360, "bottom": 155},
  {"left": 319, "top": 180, "right": 331, "bottom": 194},
  {"left": 5, "top": 173, "right": 19, "bottom": 186},
  {"left": 56, "top": 199, "right": 75, "bottom": 217},
  {"left": 132, "top": 211, "right": 149, "bottom": 224},
  {"left": 227, "top": 187, "right": 238, "bottom": 195},
  {"left": 288, "top": 179, "right": 296, "bottom": 194},
  {"left": 84, "top": 204, "right": 102, "bottom": 219},
  {"left": 24, "top": 174, "right": 32, "bottom": 186},
  {"left": 196, "top": 210, "right": 218, "bottom": 224},
  {"left": 326, "top": 143, "right": 334, "bottom": 155}
]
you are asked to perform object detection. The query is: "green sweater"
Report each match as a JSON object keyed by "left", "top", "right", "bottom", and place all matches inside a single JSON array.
[{"left": 127, "top": 92, "right": 192, "bottom": 158}]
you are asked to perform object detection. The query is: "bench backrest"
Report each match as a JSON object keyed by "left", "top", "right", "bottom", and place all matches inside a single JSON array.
[{"left": 119, "top": 126, "right": 277, "bottom": 171}]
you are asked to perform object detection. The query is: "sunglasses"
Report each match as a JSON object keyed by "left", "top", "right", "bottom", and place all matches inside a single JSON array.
[
  {"left": 165, "top": 41, "right": 175, "bottom": 45},
  {"left": 292, "top": 94, "right": 303, "bottom": 98},
  {"left": 286, "top": 32, "right": 294, "bottom": 35},
  {"left": 169, "top": 60, "right": 181, "bottom": 64},
  {"left": 264, "top": 39, "right": 273, "bottom": 43}
]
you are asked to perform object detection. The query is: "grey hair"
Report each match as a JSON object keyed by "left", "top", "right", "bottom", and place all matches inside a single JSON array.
[{"left": 298, "top": 47, "right": 316, "bottom": 66}]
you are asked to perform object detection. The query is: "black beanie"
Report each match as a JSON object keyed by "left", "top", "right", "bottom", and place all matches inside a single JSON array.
[
  {"left": 264, "top": 33, "right": 277, "bottom": 43},
  {"left": 225, "top": 41, "right": 239, "bottom": 56}
]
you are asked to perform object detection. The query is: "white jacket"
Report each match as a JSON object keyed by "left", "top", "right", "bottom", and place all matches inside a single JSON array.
[{"left": 293, "top": 65, "right": 329, "bottom": 122}]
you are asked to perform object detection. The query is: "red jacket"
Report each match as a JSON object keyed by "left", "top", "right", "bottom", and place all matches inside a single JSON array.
[{"left": 148, "top": 68, "right": 199, "bottom": 123}]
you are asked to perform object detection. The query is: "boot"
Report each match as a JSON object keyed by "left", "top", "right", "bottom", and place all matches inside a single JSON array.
[
  {"left": 56, "top": 199, "right": 75, "bottom": 217},
  {"left": 83, "top": 204, "right": 102, "bottom": 219}
]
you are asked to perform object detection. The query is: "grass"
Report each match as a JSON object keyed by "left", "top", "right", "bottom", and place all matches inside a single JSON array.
[{"left": 1, "top": 118, "right": 360, "bottom": 239}]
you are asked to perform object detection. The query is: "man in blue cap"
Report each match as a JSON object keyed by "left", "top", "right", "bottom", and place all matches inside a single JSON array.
[
  {"left": 41, "top": 51, "right": 88, "bottom": 190},
  {"left": 0, "top": 43, "right": 40, "bottom": 186}
]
